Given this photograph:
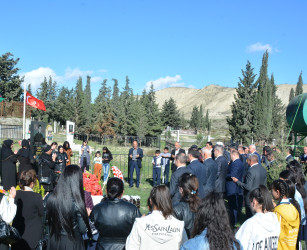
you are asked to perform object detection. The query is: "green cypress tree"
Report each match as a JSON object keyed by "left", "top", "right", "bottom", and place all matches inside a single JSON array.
[
  {"left": 270, "top": 74, "right": 285, "bottom": 140},
  {"left": 27, "top": 84, "right": 32, "bottom": 94},
  {"left": 254, "top": 51, "right": 273, "bottom": 141},
  {"left": 32, "top": 77, "right": 48, "bottom": 121},
  {"left": 0, "top": 52, "right": 23, "bottom": 101},
  {"left": 190, "top": 106, "right": 200, "bottom": 133},
  {"left": 227, "top": 60, "right": 257, "bottom": 143},
  {"left": 75, "top": 77, "right": 87, "bottom": 132},
  {"left": 295, "top": 71, "right": 303, "bottom": 96},
  {"left": 289, "top": 88, "right": 295, "bottom": 102}
]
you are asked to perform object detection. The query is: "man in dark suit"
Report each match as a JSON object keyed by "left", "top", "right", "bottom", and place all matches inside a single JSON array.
[
  {"left": 214, "top": 145, "right": 228, "bottom": 194},
  {"left": 187, "top": 147, "right": 205, "bottom": 198},
  {"left": 226, "top": 150, "right": 244, "bottom": 227},
  {"left": 232, "top": 154, "right": 267, "bottom": 219},
  {"left": 170, "top": 142, "right": 185, "bottom": 173},
  {"left": 128, "top": 140, "right": 143, "bottom": 188},
  {"left": 286, "top": 147, "right": 294, "bottom": 163},
  {"left": 248, "top": 144, "right": 261, "bottom": 164},
  {"left": 170, "top": 153, "right": 191, "bottom": 206},
  {"left": 300, "top": 146, "right": 307, "bottom": 164},
  {"left": 202, "top": 147, "right": 218, "bottom": 196}
]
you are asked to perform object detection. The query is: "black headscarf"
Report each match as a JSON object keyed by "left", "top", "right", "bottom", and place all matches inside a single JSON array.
[
  {"left": 18, "top": 139, "right": 32, "bottom": 159},
  {"left": 1, "top": 139, "right": 14, "bottom": 160}
]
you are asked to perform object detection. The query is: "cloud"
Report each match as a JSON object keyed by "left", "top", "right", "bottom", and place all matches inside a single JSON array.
[
  {"left": 246, "top": 42, "right": 273, "bottom": 53},
  {"left": 145, "top": 75, "right": 186, "bottom": 91},
  {"left": 64, "top": 67, "right": 94, "bottom": 79},
  {"left": 91, "top": 76, "right": 103, "bottom": 83},
  {"left": 22, "top": 67, "right": 59, "bottom": 89},
  {"left": 21, "top": 67, "right": 106, "bottom": 91}
]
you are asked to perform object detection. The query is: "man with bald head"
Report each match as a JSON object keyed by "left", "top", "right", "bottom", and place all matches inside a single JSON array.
[
  {"left": 170, "top": 141, "right": 185, "bottom": 173},
  {"left": 232, "top": 154, "right": 267, "bottom": 219}
]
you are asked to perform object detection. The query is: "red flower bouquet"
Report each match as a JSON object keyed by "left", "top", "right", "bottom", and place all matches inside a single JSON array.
[{"left": 83, "top": 172, "right": 103, "bottom": 196}]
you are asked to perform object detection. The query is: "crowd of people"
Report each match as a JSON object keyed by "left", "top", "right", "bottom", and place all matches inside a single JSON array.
[{"left": 1, "top": 137, "right": 307, "bottom": 249}]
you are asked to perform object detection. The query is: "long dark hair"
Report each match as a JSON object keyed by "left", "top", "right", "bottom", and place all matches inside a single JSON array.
[
  {"left": 149, "top": 185, "right": 173, "bottom": 219},
  {"left": 272, "top": 179, "right": 301, "bottom": 220},
  {"left": 179, "top": 173, "right": 200, "bottom": 213},
  {"left": 106, "top": 177, "right": 124, "bottom": 200},
  {"left": 192, "top": 192, "right": 240, "bottom": 249},
  {"left": 103, "top": 146, "right": 110, "bottom": 154},
  {"left": 47, "top": 165, "right": 91, "bottom": 240},
  {"left": 63, "top": 141, "right": 70, "bottom": 150},
  {"left": 287, "top": 161, "right": 307, "bottom": 213},
  {"left": 249, "top": 185, "right": 274, "bottom": 212}
]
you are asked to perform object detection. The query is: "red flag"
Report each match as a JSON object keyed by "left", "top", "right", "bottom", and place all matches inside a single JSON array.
[{"left": 26, "top": 92, "right": 46, "bottom": 111}]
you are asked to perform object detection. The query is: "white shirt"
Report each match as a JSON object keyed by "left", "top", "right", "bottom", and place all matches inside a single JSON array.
[{"left": 250, "top": 163, "right": 258, "bottom": 168}]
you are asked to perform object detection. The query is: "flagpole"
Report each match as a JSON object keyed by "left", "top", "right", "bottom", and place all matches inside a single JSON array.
[{"left": 23, "top": 81, "right": 26, "bottom": 139}]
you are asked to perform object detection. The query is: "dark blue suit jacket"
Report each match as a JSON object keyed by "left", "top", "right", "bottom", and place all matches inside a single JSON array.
[
  {"left": 187, "top": 159, "right": 205, "bottom": 198},
  {"left": 128, "top": 148, "right": 143, "bottom": 168},
  {"left": 202, "top": 158, "right": 218, "bottom": 196},
  {"left": 170, "top": 166, "right": 192, "bottom": 206},
  {"left": 226, "top": 158, "right": 244, "bottom": 196},
  {"left": 215, "top": 156, "right": 228, "bottom": 193}
]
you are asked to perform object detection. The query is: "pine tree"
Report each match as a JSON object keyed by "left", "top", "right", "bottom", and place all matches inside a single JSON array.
[
  {"left": 116, "top": 76, "right": 134, "bottom": 135},
  {"left": 295, "top": 71, "right": 303, "bottom": 96},
  {"left": 0, "top": 52, "right": 23, "bottom": 101},
  {"left": 254, "top": 51, "right": 273, "bottom": 141},
  {"left": 227, "top": 60, "right": 257, "bottom": 143},
  {"left": 144, "top": 83, "right": 163, "bottom": 136},
  {"left": 289, "top": 88, "right": 295, "bottom": 102},
  {"left": 32, "top": 77, "right": 49, "bottom": 122},
  {"left": 55, "top": 87, "right": 74, "bottom": 125},
  {"left": 161, "top": 97, "right": 181, "bottom": 128}
]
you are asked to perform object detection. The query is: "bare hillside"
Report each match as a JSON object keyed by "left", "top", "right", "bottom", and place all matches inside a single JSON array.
[{"left": 155, "top": 84, "right": 307, "bottom": 119}]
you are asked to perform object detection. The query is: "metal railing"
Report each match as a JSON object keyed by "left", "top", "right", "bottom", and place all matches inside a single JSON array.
[{"left": 74, "top": 133, "right": 161, "bottom": 148}]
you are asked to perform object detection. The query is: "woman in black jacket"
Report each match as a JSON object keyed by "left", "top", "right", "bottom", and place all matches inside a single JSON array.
[
  {"left": 173, "top": 173, "right": 200, "bottom": 239},
  {"left": 47, "top": 165, "right": 91, "bottom": 250},
  {"left": 17, "top": 139, "right": 35, "bottom": 179},
  {"left": 1, "top": 139, "right": 18, "bottom": 190},
  {"left": 90, "top": 177, "right": 141, "bottom": 250},
  {"left": 55, "top": 146, "right": 68, "bottom": 173},
  {"left": 39, "top": 145, "right": 56, "bottom": 192},
  {"left": 12, "top": 169, "right": 43, "bottom": 250}
]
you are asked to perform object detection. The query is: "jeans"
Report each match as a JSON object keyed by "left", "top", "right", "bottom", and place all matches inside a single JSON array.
[
  {"left": 153, "top": 167, "right": 161, "bottom": 186},
  {"left": 103, "top": 163, "right": 110, "bottom": 182},
  {"left": 163, "top": 164, "right": 170, "bottom": 184},
  {"left": 129, "top": 161, "right": 140, "bottom": 187}
]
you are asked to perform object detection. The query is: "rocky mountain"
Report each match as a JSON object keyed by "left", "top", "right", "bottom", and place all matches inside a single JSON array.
[{"left": 155, "top": 84, "right": 307, "bottom": 119}]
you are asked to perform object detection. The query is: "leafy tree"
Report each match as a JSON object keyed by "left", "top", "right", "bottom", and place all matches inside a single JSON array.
[
  {"left": 289, "top": 88, "right": 295, "bottom": 102},
  {"left": 0, "top": 52, "right": 23, "bottom": 101},
  {"left": 227, "top": 60, "right": 257, "bottom": 143},
  {"left": 295, "top": 71, "right": 303, "bottom": 96},
  {"left": 161, "top": 97, "right": 181, "bottom": 128},
  {"left": 55, "top": 87, "right": 74, "bottom": 125}
]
